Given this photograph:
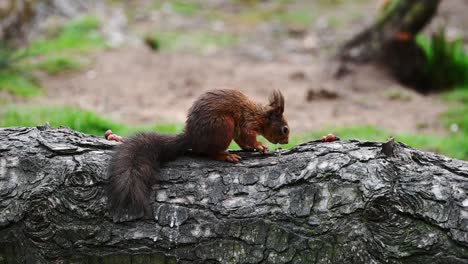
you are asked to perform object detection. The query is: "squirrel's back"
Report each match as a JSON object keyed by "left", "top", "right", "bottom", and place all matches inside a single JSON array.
[
  {"left": 185, "top": 89, "right": 261, "bottom": 154},
  {"left": 187, "top": 89, "right": 256, "bottom": 115}
]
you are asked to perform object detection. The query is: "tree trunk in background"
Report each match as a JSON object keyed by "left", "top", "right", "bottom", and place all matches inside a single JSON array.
[
  {"left": 338, "top": 0, "right": 441, "bottom": 63},
  {"left": 1, "top": 126, "right": 468, "bottom": 263},
  {"left": 0, "top": 0, "right": 96, "bottom": 45},
  {"left": 0, "top": 0, "right": 35, "bottom": 42},
  {"left": 336, "top": 0, "right": 442, "bottom": 90}
]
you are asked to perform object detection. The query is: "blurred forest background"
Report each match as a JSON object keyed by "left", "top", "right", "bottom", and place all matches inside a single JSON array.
[{"left": 0, "top": 0, "right": 467, "bottom": 160}]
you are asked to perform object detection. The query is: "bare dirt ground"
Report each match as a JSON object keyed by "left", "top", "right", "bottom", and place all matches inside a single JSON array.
[
  {"left": 28, "top": 0, "right": 466, "bottom": 135},
  {"left": 36, "top": 47, "right": 447, "bottom": 134}
]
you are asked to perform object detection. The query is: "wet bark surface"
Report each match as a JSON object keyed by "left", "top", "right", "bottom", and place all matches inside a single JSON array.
[{"left": 0, "top": 126, "right": 467, "bottom": 264}]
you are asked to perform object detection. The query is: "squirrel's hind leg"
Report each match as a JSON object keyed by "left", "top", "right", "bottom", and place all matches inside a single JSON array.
[{"left": 190, "top": 115, "right": 238, "bottom": 162}]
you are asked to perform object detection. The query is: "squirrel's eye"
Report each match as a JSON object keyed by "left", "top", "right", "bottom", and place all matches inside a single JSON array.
[{"left": 281, "top": 126, "right": 289, "bottom": 135}]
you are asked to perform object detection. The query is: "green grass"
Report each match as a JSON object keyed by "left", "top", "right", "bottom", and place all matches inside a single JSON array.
[
  {"left": 0, "top": 72, "right": 42, "bottom": 97},
  {"left": 258, "top": 123, "right": 468, "bottom": 160},
  {"left": 442, "top": 87, "right": 468, "bottom": 103},
  {"left": 144, "top": 31, "right": 238, "bottom": 53},
  {"left": 0, "top": 106, "right": 124, "bottom": 136},
  {"left": 229, "top": 125, "right": 467, "bottom": 160},
  {"left": 0, "top": 44, "right": 43, "bottom": 97},
  {"left": 230, "top": 7, "right": 315, "bottom": 27},
  {"left": 1, "top": 102, "right": 467, "bottom": 160},
  {"left": 265, "top": 87, "right": 467, "bottom": 160},
  {"left": 276, "top": 10, "right": 315, "bottom": 27},
  {"left": 27, "top": 16, "right": 106, "bottom": 56},
  {"left": 234, "top": 9, "right": 276, "bottom": 24},
  {"left": 297, "top": 126, "right": 467, "bottom": 160},
  {"left": 35, "top": 56, "right": 83, "bottom": 75},
  {"left": 0, "top": 44, "right": 25, "bottom": 72},
  {"left": 1, "top": 16, "right": 106, "bottom": 98},
  {"left": 151, "top": 0, "right": 201, "bottom": 15},
  {"left": 443, "top": 103, "right": 468, "bottom": 132},
  {"left": 353, "top": 86, "right": 468, "bottom": 160},
  {"left": 442, "top": 86, "right": 468, "bottom": 135},
  {"left": 27, "top": 15, "right": 104, "bottom": 77},
  {"left": 0, "top": 106, "right": 182, "bottom": 136},
  {"left": 170, "top": 1, "right": 201, "bottom": 16},
  {"left": 251, "top": 126, "right": 388, "bottom": 151}
]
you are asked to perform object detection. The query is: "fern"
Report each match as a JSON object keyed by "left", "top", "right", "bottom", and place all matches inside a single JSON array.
[{"left": 416, "top": 29, "right": 468, "bottom": 91}]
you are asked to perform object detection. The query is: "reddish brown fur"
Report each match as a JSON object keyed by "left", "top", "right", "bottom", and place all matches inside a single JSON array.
[
  {"left": 107, "top": 89, "right": 289, "bottom": 217},
  {"left": 186, "top": 89, "right": 288, "bottom": 154}
]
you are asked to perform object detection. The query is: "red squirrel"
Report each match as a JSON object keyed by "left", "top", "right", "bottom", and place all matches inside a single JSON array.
[{"left": 106, "top": 89, "right": 289, "bottom": 216}]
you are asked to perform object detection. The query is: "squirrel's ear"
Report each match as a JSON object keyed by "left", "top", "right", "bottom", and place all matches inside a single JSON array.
[{"left": 268, "top": 90, "right": 284, "bottom": 115}]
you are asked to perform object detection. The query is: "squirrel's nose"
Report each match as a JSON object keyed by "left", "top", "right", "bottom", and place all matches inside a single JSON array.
[{"left": 281, "top": 126, "right": 289, "bottom": 135}]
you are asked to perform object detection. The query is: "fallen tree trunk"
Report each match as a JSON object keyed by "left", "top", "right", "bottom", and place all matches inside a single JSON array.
[{"left": 0, "top": 126, "right": 467, "bottom": 263}]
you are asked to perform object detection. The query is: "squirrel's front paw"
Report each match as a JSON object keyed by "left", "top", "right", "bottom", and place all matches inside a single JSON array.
[{"left": 254, "top": 142, "right": 268, "bottom": 154}]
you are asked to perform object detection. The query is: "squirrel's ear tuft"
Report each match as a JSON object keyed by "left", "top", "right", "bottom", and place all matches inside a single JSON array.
[{"left": 268, "top": 90, "right": 284, "bottom": 115}]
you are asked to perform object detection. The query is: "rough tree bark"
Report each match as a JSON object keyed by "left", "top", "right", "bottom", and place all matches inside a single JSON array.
[{"left": 0, "top": 126, "right": 468, "bottom": 264}]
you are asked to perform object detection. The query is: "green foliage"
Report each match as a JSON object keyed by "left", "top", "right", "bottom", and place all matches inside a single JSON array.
[
  {"left": 170, "top": 1, "right": 201, "bottom": 15},
  {"left": 252, "top": 125, "right": 390, "bottom": 151},
  {"left": 378, "top": 0, "right": 402, "bottom": 22},
  {"left": 35, "top": 56, "right": 83, "bottom": 75},
  {"left": 0, "top": 106, "right": 122, "bottom": 136},
  {"left": 276, "top": 10, "right": 315, "bottom": 26},
  {"left": 231, "top": 0, "right": 259, "bottom": 5},
  {"left": 230, "top": 0, "right": 293, "bottom": 6},
  {"left": 443, "top": 103, "right": 468, "bottom": 134},
  {"left": 416, "top": 30, "right": 468, "bottom": 90},
  {"left": 318, "top": 126, "right": 390, "bottom": 141},
  {"left": 341, "top": 95, "right": 468, "bottom": 159},
  {"left": 234, "top": 8, "right": 278, "bottom": 24},
  {"left": 302, "top": 126, "right": 468, "bottom": 160},
  {"left": 0, "top": 72, "right": 42, "bottom": 97},
  {"left": 231, "top": 7, "right": 314, "bottom": 26},
  {"left": 442, "top": 87, "right": 468, "bottom": 136},
  {"left": 147, "top": 123, "right": 185, "bottom": 135},
  {"left": 243, "top": 124, "right": 467, "bottom": 160},
  {"left": 0, "top": 106, "right": 184, "bottom": 136},
  {"left": 0, "top": 16, "right": 105, "bottom": 97},
  {"left": 442, "top": 86, "right": 468, "bottom": 103},
  {"left": 398, "top": 133, "right": 468, "bottom": 161},
  {"left": 27, "top": 16, "right": 106, "bottom": 56},
  {"left": 440, "top": 86, "right": 468, "bottom": 159},
  {"left": 0, "top": 44, "right": 25, "bottom": 72},
  {"left": 1, "top": 104, "right": 467, "bottom": 160},
  {"left": 0, "top": 44, "right": 42, "bottom": 97},
  {"left": 145, "top": 31, "right": 238, "bottom": 53},
  {"left": 144, "top": 35, "right": 160, "bottom": 51}
]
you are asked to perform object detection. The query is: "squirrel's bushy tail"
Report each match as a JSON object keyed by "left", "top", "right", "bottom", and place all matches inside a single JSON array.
[{"left": 107, "top": 132, "right": 189, "bottom": 217}]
